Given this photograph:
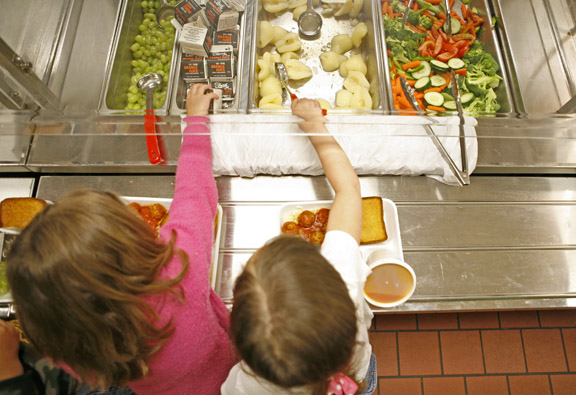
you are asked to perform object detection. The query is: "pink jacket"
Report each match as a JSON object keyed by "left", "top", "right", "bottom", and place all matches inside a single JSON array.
[{"left": 128, "top": 116, "right": 236, "bottom": 394}]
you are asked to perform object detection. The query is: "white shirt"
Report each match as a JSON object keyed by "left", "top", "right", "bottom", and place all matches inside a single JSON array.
[{"left": 221, "top": 231, "right": 374, "bottom": 395}]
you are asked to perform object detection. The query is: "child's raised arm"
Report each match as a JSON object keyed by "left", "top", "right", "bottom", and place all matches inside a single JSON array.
[{"left": 292, "top": 99, "right": 362, "bottom": 243}]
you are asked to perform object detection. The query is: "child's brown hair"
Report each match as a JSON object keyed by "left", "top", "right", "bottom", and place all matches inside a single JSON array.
[
  {"left": 230, "top": 236, "right": 363, "bottom": 394},
  {"left": 6, "top": 189, "right": 189, "bottom": 389}
]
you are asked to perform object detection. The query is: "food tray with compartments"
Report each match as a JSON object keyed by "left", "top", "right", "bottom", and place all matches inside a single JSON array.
[
  {"left": 278, "top": 197, "right": 403, "bottom": 263},
  {"left": 122, "top": 196, "right": 223, "bottom": 289}
]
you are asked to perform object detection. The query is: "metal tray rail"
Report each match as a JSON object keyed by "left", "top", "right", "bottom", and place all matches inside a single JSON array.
[
  {"left": 170, "top": 12, "right": 250, "bottom": 114},
  {"left": 248, "top": 0, "right": 388, "bottom": 113},
  {"left": 98, "top": 0, "right": 179, "bottom": 116},
  {"left": 377, "top": 0, "right": 516, "bottom": 116}
]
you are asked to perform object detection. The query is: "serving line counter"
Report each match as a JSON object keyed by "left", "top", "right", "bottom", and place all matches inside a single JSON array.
[{"left": 31, "top": 174, "right": 576, "bottom": 313}]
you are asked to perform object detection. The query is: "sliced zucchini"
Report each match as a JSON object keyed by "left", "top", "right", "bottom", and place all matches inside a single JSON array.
[
  {"left": 411, "top": 61, "right": 431, "bottom": 79},
  {"left": 447, "top": 58, "right": 465, "bottom": 70},
  {"left": 441, "top": 92, "right": 454, "bottom": 102},
  {"left": 460, "top": 92, "right": 475, "bottom": 104},
  {"left": 430, "top": 75, "right": 447, "bottom": 87},
  {"left": 423, "top": 91, "right": 444, "bottom": 107},
  {"left": 414, "top": 77, "right": 431, "bottom": 91},
  {"left": 430, "top": 60, "right": 449, "bottom": 73},
  {"left": 444, "top": 18, "right": 461, "bottom": 35},
  {"left": 443, "top": 101, "right": 457, "bottom": 110}
]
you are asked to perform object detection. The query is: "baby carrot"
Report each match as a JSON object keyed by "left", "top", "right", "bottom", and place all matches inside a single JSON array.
[
  {"left": 402, "top": 60, "right": 421, "bottom": 71},
  {"left": 424, "top": 87, "right": 445, "bottom": 93},
  {"left": 427, "top": 105, "right": 446, "bottom": 111}
]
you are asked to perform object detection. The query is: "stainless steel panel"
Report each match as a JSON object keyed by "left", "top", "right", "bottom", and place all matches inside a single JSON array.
[
  {"left": 248, "top": 0, "right": 387, "bottom": 112},
  {"left": 492, "top": 0, "right": 576, "bottom": 113},
  {"left": 35, "top": 175, "right": 576, "bottom": 312},
  {"left": 98, "top": 0, "right": 178, "bottom": 115},
  {"left": 378, "top": 0, "right": 515, "bottom": 114}
]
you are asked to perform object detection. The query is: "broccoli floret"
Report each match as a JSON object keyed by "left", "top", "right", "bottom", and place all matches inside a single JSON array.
[
  {"left": 466, "top": 74, "right": 501, "bottom": 96},
  {"left": 407, "top": 10, "right": 420, "bottom": 26},
  {"left": 465, "top": 88, "right": 500, "bottom": 115},
  {"left": 419, "top": 15, "right": 433, "bottom": 29}
]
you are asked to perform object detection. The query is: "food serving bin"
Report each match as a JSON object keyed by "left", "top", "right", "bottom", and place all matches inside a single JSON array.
[
  {"left": 248, "top": 0, "right": 389, "bottom": 113},
  {"left": 377, "top": 0, "right": 516, "bottom": 115},
  {"left": 98, "top": 0, "right": 179, "bottom": 116}
]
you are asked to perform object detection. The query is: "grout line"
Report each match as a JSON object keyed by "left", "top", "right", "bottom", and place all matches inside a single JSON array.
[
  {"left": 457, "top": 312, "right": 461, "bottom": 329},
  {"left": 497, "top": 311, "right": 502, "bottom": 329},
  {"left": 420, "top": 377, "right": 424, "bottom": 395},
  {"left": 395, "top": 331, "right": 401, "bottom": 377},
  {"left": 376, "top": 372, "right": 576, "bottom": 379},
  {"left": 479, "top": 330, "right": 487, "bottom": 375},
  {"left": 520, "top": 329, "right": 529, "bottom": 373},
  {"left": 506, "top": 375, "right": 511, "bottom": 395},
  {"left": 548, "top": 374, "right": 553, "bottom": 394},
  {"left": 463, "top": 374, "right": 469, "bottom": 395},
  {"left": 560, "top": 328, "right": 572, "bottom": 372},
  {"left": 371, "top": 325, "right": 576, "bottom": 333},
  {"left": 438, "top": 331, "right": 444, "bottom": 375},
  {"left": 416, "top": 314, "right": 420, "bottom": 330},
  {"left": 537, "top": 311, "right": 542, "bottom": 328}
]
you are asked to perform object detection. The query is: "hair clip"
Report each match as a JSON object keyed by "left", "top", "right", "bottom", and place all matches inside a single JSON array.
[{"left": 327, "top": 372, "right": 358, "bottom": 395}]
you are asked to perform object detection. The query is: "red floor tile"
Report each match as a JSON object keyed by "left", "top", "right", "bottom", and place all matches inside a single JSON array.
[
  {"left": 562, "top": 328, "right": 576, "bottom": 372},
  {"left": 379, "top": 378, "right": 422, "bottom": 395},
  {"left": 422, "top": 377, "right": 465, "bottom": 395},
  {"left": 549, "top": 374, "right": 576, "bottom": 395},
  {"left": 375, "top": 313, "right": 417, "bottom": 330},
  {"left": 440, "top": 331, "right": 484, "bottom": 374},
  {"left": 539, "top": 309, "right": 576, "bottom": 327},
  {"left": 398, "top": 332, "right": 442, "bottom": 376},
  {"left": 417, "top": 313, "right": 458, "bottom": 330},
  {"left": 482, "top": 330, "right": 526, "bottom": 373},
  {"left": 459, "top": 312, "right": 500, "bottom": 329},
  {"left": 508, "top": 375, "right": 551, "bottom": 395},
  {"left": 523, "top": 329, "right": 568, "bottom": 372},
  {"left": 370, "top": 332, "right": 398, "bottom": 376},
  {"left": 499, "top": 310, "right": 540, "bottom": 328},
  {"left": 466, "top": 376, "right": 509, "bottom": 395}
]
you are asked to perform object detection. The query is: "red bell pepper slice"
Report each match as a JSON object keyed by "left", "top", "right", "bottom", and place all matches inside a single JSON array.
[
  {"left": 432, "top": 35, "right": 443, "bottom": 57},
  {"left": 436, "top": 49, "right": 458, "bottom": 62}
]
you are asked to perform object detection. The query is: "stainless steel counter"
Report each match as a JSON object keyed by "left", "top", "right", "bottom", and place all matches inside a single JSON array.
[{"left": 35, "top": 175, "right": 576, "bottom": 313}]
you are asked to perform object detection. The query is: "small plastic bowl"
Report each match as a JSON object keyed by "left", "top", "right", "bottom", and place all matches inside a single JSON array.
[{"left": 364, "top": 256, "right": 416, "bottom": 308}]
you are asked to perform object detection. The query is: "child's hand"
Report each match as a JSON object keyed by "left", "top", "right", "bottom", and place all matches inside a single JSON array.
[
  {"left": 291, "top": 99, "right": 326, "bottom": 123},
  {"left": 0, "top": 320, "right": 24, "bottom": 381},
  {"left": 186, "top": 84, "right": 220, "bottom": 117}
]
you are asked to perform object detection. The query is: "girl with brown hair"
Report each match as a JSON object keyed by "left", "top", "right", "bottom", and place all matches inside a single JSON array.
[
  {"left": 1, "top": 84, "right": 236, "bottom": 394},
  {"left": 221, "top": 99, "right": 377, "bottom": 395}
]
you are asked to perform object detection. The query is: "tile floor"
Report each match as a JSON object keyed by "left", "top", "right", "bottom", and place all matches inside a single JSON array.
[{"left": 369, "top": 309, "right": 576, "bottom": 395}]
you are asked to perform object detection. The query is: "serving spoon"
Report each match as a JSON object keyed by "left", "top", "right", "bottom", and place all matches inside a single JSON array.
[
  {"left": 298, "top": 0, "right": 323, "bottom": 39},
  {"left": 137, "top": 73, "right": 165, "bottom": 165}
]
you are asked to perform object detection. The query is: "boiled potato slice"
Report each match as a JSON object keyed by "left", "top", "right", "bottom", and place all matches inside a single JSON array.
[
  {"left": 350, "top": 87, "right": 372, "bottom": 110},
  {"left": 343, "top": 71, "right": 370, "bottom": 93},
  {"left": 259, "top": 93, "right": 283, "bottom": 108},
  {"left": 262, "top": 51, "right": 281, "bottom": 65},
  {"left": 288, "top": 0, "right": 306, "bottom": 10},
  {"left": 276, "top": 32, "right": 302, "bottom": 53},
  {"left": 330, "top": 34, "right": 353, "bottom": 54},
  {"left": 336, "top": 89, "right": 353, "bottom": 107},
  {"left": 351, "top": 22, "right": 368, "bottom": 47},
  {"left": 339, "top": 54, "right": 367, "bottom": 78},
  {"left": 285, "top": 59, "right": 313, "bottom": 80},
  {"left": 350, "top": 0, "right": 363, "bottom": 18},
  {"left": 271, "top": 26, "right": 289, "bottom": 44},
  {"left": 263, "top": 0, "right": 289, "bottom": 14},
  {"left": 316, "top": 98, "right": 332, "bottom": 110},
  {"left": 281, "top": 52, "right": 300, "bottom": 64},
  {"left": 334, "top": 0, "right": 353, "bottom": 16},
  {"left": 319, "top": 51, "right": 347, "bottom": 72},
  {"left": 260, "top": 76, "right": 283, "bottom": 97},
  {"left": 257, "top": 58, "right": 272, "bottom": 81},
  {"left": 258, "top": 21, "right": 274, "bottom": 48}
]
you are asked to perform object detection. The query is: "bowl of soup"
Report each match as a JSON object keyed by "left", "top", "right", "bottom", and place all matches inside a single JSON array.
[{"left": 364, "top": 255, "right": 416, "bottom": 308}]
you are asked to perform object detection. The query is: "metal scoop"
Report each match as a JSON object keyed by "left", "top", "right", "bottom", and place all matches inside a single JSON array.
[
  {"left": 155, "top": 0, "right": 175, "bottom": 29},
  {"left": 275, "top": 62, "right": 327, "bottom": 115},
  {"left": 137, "top": 73, "right": 165, "bottom": 165},
  {"left": 298, "top": 0, "right": 323, "bottom": 39}
]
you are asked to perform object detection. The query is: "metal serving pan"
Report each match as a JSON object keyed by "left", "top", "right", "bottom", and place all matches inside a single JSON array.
[
  {"left": 169, "top": 13, "right": 249, "bottom": 114},
  {"left": 377, "top": 0, "right": 515, "bottom": 115},
  {"left": 98, "top": 0, "right": 179, "bottom": 116},
  {"left": 248, "top": 0, "right": 388, "bottom": 113}
]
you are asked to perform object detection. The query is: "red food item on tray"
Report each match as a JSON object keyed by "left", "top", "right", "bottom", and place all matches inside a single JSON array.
[
  {"left": 127, "top": 202, "right": 169, "bottom": 235},
  {"left": 282, "top": 208, "right": 331, "bottom": 245}
]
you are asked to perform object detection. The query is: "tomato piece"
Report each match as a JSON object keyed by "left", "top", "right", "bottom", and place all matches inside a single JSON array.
[
  {"left": 436, "top": 49, "right": 458, "bottom": 62},
  {"left": 418, "top": 40, "right": 435, "bottom": 53},
  {"left": 432, "top": 35, "right": 443, "bottom": 57}
]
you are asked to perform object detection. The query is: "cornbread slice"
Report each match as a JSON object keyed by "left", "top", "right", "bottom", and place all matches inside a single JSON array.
[
  {"left": 0, "top": 197, "right": 48, "bottom": 229},
  {"left": 361, "top": 197, "right": 387, "bottom": 244}
]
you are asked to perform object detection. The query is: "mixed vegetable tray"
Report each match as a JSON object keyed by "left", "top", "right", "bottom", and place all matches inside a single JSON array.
[{"left": 380, "top": 0, "right": 513, "bottom": 115}]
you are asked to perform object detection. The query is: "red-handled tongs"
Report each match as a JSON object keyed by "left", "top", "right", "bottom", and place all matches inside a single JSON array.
[
  {"left": 138, "top": 73, "right": 166, "bottom": 165},
  {"left": 275, "top": 62, "right": 327, "bottom": 116}
]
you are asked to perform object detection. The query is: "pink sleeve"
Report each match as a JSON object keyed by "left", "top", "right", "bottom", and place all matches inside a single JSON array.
[{"left": 159, "top": 116, "right": 217, "bottom": 283}]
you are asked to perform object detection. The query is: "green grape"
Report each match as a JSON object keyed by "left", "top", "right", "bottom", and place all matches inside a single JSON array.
[
  {"left": 141, "top": 1, "right": 148, "bottom": 8},
  {"left": 133, "top": 50, "right": 143, "bottom": 58},
  {"left": 130, "top": 43, "right": 140, "bottom": 52},
  {"left": 129, "top": 85, "right": 139, "bottom": 94},
  {"left": 135, "top": 35, "right": 144, "bottom": 45},
  {"left": 155, "top": 1, "right": 161, "bottom": 8}
]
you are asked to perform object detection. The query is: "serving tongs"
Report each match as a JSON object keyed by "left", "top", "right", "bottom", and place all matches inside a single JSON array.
[
  {"left": 275, "top": 62, "right": 327, "bottom": 115},
  {"left": 402, "top": 0, "right": 452, "bottom": 40},
  {"left": 399, "top": 76, "right": 469, "bottom": 186}
]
